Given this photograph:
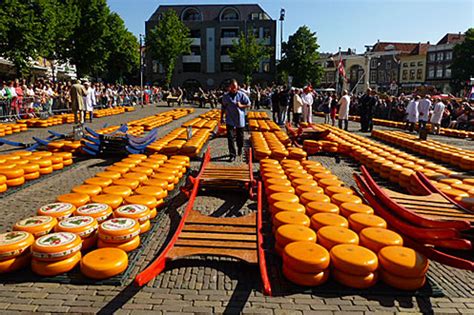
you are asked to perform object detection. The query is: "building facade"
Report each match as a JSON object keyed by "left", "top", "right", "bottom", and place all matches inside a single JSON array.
[
  {"left": 145, "top": 4, "right": 276, "bottom": 89},
  {"left": 398, "top": 43, "right": 430, "bottom": 93}
]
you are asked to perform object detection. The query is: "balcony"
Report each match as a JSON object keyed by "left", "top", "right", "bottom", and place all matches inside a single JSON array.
[
  {"left": 182, "top": 55, "right": 201, "bottom": 63},
  {"left": 220, "top": 55, "right": 232, "bottom": 63},
  {"left": 190, "top": 38, "right": 201, "bottom": 46},
  {"left": 221, "top": 37, "right": 239, "bottom": 45}
]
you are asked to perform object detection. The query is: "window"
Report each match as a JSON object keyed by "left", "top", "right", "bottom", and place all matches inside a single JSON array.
[
  {"left": 189, "top": 46, "right": 201, "bottom": 55},
  {"left": 386, "top": 60, "right": 392, "bottom": 68},
  {"left": 221, "top": 28, "right": 239, "bottom": 38},
  {"left": 402, "top": 62, "right": 408, "bottom": 67},
  {"left": 250, "top": 12, "right": 260, "bottom": 20},
  {"left": 410, "top": 62, "right": 416, "bottom": 67},
  {"left": 437, "top": 52, "right": 444, "bottom": 61},
  {"left": 220, "top": 46, "right": 232, "bottom": 55},
  {"left": 327, "top": 71, "right": 335, "bottom": 82},
  {"left": 263, "top": 27, "right": 271, "bottom": 39},
  {"left": 220, "top": 7, "right": 240, "bottom": 21},
  {"left": 378, "top": 70, "right": 386, "bottom": 83},
  {"left": 429, "top": 53, "right": 436, "bottom": 62},
  {"left": 409, "top": 69, "right": 415, "bottom": 80},
  {"left": 428, "top": 66, "right": 435, "bottom": 78},
  {"left": 183, "top": 63, "right": 200, "bottom": 72},
  {"left": 190, "top": 29, "right": 201, "bottom": 38},
  {"left": 370, "top": 71, "right": 377, "bottom": 83},
  {"left": 221, "top": 63, "right": 236, "bottom": 72},
  {"left": 416, "top": 69, "right": 423, "bottom": 80},
  {"left": 445, "top": 66, "right": 451, "bottom": 78},
  {"left": 446, "top": 51, "right": 453, "bottom": 60},
  {"left": 417, "top": 61, "right": 423, "bottom": 67},
  {"left": 370, "top": 59, "right": 377, "bottom": 69},
  {"left": 402, "top": 70, "right": 408, "bottom": 80},
  {"left": 181, "top": 8, "right": 202, "bottom": 21},
  {"left": 262, "top": 61, "right": 270, "bottom": 73},
  {"left": 436, "top": 66, "right": 443, "bottom": 78}
]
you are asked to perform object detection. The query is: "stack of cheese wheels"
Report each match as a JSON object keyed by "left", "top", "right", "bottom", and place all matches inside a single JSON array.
[
  {"left": 80, "top": 248, "right": 128, "bottom": 279},
  {"left": 13, "top": 216, "right": 58, "bottom": 238},
  {"left": 378, "top": 246, "right": 429, "bottom": 290},
  {"left": 55, "top": 216, "right": 99, "bottom": 251},
  {"left": 49, "top": 153, "right": 64, "bottom": 171},
  {"left": 125, "top": 195, "right": 160, "bottom": 220},
  {"left": 0, "top": 163, "right": 25, "bottom": 187},
  {"left": 31, "top": 232, "right": 82, "bottom": 276},
  {"left": 35, "top": 153, "right": 54, "bottom": 175},
  {"left": 359, "top": 227, "right": 403, "bottom": 253},
  {"left": 274, "top": 224, "right": 316, "bottom": 256},
  {"left": 37, "top": 203, "right": 76, "bottom": 221},
  {"left": 55, "top": 152, "right": 73, "bottom": 166},
  {"left": 330, "top": 244, "right": 379, "bottom": 288},
  {"left": 282, "top": 241, "right": 330, "bottom": 286},
  {"left": 0, "top": 231, "right": 34, "bottom": 273},
  {"left": 75, "top": 203, "right": 113, "bottom": 223},
  {"left": 97, "top": 218, "right": 140, "bottom": 252},
  {"left": 114, "top": 204, "right": 151, "bottom": 234}
]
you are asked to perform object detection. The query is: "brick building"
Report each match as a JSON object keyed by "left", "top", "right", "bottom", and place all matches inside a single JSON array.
[{"left": 398, "top": 43, "right": 431, "bottom": 93}]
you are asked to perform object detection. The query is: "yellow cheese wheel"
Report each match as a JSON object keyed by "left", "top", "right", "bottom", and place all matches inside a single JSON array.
[
  {"left": 52, "top": 163, "right": 64, "bottom": 171},
  {"left": 0, "top": 183, "right": 6, "bottom": 192},
  {"left": 142, "top": 179, "right": 168, "bottom": 189},
  {"left": 39, "top": 166, "right": 53, "bottom": 175},
  {"left": 268, "top": 192, "right": 299, "bottom": 205},
  {"left": 306, "top": 202, "right": 339, "bottom": 216},
  {"left": 270, "top": 201, "right": 306, "bottom": 215},
  {"left": 318, "top": 179, "right": 344, "bottom": 189},
  {"left": 300, "top": 192, "right": 330, "bottom": 205},
  {"left": 115, "top": 204, "right": 151, "bottom": 224},
  {"left": 130, "top": 166, "right": 154, "bottom": 176},
  {"left": 317, "top": 226, "right": 359, "bottom": 250},
  {"left": 331, "top": 194, "right": 362, "bottom": 207},
  {"left": 0, "top": 231, "right": 34, "bottom": 261},
  {"left": 0, "top": 174, "right": 6, "bottom": 185},
  {"left": 134, "top": 186, "right": 168, "bottom": 199},
  {"left": 32, "top": 232, "right": 82, "bottom": 261},
  {"left": 339, "top": 202, "right": 374, "bottom": 217},
  {"left": 313, "top": 173, "right": 338, "bottom": 181},
  {"left": 462, "top": 178, "right": 474, "bottom": 185},
  {"left": 114, "top": 161, "right": 135, "bottom": 168},
  {"left": 20, "top": 163, "right": 40, "bottom": 173},
  {"left": 0, "top": 252, "right": 30, "bottom": 274},
  {"left": 139, "top": 220, "right": 151, "bottom": 234},
  {"left": 378, "top": 246, "right": 429, "bottom": 278},
  {"left": 148, "top": 154, "right": 168, "bottom": 162},
  {"left": 288, "top": 172, "right": 313, "bottom": 181},
  {"left": 283, "top": 241, "right": 330, "bottom": 273},
  {"left": 295, "top": 185, "right": 324, "bottom": 196},
  {"left": 112, "top": 178, "right": 140, "bottom": 190},
  {"left": 97, "top": 235, "right": 140, "bottom": 252},
  {"left": 332, "top": 268, "right": 378, "bottom": 289},
  {"left": 282, "top": 264, "right": 329, "bottom": 287},
  {"left": 128, "top": 154, "right": 147, "bottom": 161},
  {"left": 105, "top": 166, "right": 129, "bottom": 174},
  {"left": 72, "top": 184, "right": 102, "bottom": 196},
  {"left": 31, "top": 251, "right": 81, "bottom": 276},
  {"left": 96, "top": 171, "right": 122, "bottom": 180},
  {"left": 24, "top": 171, "right": 40, "bottom": 181},
  {"left": 13, "top": 216, "right": 58, "bottom": 238},
  {"left": 149, "top": 207, "right": 157, "bottom": 219},
  {"left": 265, "top": 178, "right": 292, "bottom": 187},
  {"left": 125, "top": 195, "right": 159, "bottom": 210},
  {"left": 37, "top": 202, "right": 76, "bottom": 221},
  {"left": 380, "top": 268, "right": 426, "bottom": 290},
  {"left": 98, "top": 218, "right": 140, "bottom": 243},
  {"left": 330, "top": 244, "right": 378, "bottom": 276},
  {"left": 0, "top": 168, "right": 24, "bottom": 179},
  {"left": 57, "top": 193, "right": 90, "bottom": 207},
  {"left": 311, "top": 213, "right": 349, "bottom": 230},
  {"left": 360, "top": 227, "right": 403, "bottom": 253},
  {"left": 325, "top": 186, "right": 353, "bottom": 197},
  {"left": 63, "top": 159, "right": 73, "bottom": 166},
  {"left": 439, "top": 178, "right": 462, "bottom": 185},
  {"left": 291, "top": 178, "right": 318, "bottom": 188},
  {"left": 273, "top": 211, "right": 310, "bottom": 229},
  {"left": 84, "top": 177, "right": 113, "bottom": 188},
  {"left": 263, "top": 172, "right": 287, "bottom": 182},
  {"left": 349, "top": 213, "right": 387, "bottom": 233},
  {"left": 75, "top": 203, "right": 113, "bottom": 223},
  {"left": 275, "top": 224, "right": 317, "bottom": 248},
  {"left": 80, "top": 248, "right": 128, "bottom": 279},
  {"left": 6, "top": 176, "right": 25, "bottom": 186},
  {"left": 124, "top": 172, "right": 149, "bottom": 183},
  {"left": 102, "top": 185, "right": 133, "bottom": 198},
  {"left": 91, "top": 194, "right": 123, "bottom": 209},
  {"left": 55, "top": 216, "right": 98, "bottom": 238},
  {"left": 441, "top": 188, "right": 469, "bottom": 199}
]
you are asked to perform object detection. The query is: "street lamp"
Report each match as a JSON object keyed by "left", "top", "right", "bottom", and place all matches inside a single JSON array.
[
  {"left": 139, "top": 34, "right": 145, "bottom": 107},
  {"left": 279, "top": 8, "right": 285, "bottom": 61}
]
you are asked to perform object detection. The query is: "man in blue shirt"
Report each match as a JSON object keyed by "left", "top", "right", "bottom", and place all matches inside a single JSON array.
[{"left": 220, "top": 79, "right": 251, "bottom": 162}]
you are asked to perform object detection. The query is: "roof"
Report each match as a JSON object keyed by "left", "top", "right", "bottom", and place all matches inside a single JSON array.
[
  {"left": 409, "top": 43, "right": 431, "bottom": 55},
  {"left": 371, "top": 42, "right": 419, "bottom": 53},
  {"left": 147, "top": 4, "right": 273, "bottom": 22},
  {"left": 436, "top": 33, "right": 465, "bottom": 45}
]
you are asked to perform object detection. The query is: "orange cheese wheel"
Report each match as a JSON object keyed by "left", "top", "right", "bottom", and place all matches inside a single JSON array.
[
  {"left": 441, "top": 188, "right": 469, "bottom": 199},
  {"left": 31, "top": 251, "right": 81, "bottom": 276},
  {"left": 295, "top": 185, "right": 324, "bottom": 196},
  {"left": 98, "top": 218, "right": 140, "bottom": 243},
  {"left": 288, "top": 172, "right": 313, "bottom": 181},
  {"left": 130, "top": 166, "right": 154, "bottom": 176},
  {"left": 52, "top": 163, "right": 64, "bottom": 171},
  {"left": 102, "top": 185, "right": 133, "bottom": 198},
  {"left": 283, "top": 241, "right": 330, "bottom": 273},
  {"left": 120, "top": 158, "right": 140, "bottom": 166},
  {"left": 37, "top": 202, "right": 76, "bottom": 221},
  {"left": 24, "top": 171, "right": 40, "bottom": 181},
  {"left": 72, "top": 184, "right": 102, "bottom": 196},
  {"left": 6, "top": 176, "right": 25, "bottom": 186},
  {"left": 378, "top": 246, "right": 429, "bottom": 278},
  {"left": 84, "top": 177, "right": 113, "bottom": 188},
  {"left": 142, "top": 179, "right": 168, "bottom": 189},
  {"left": 115, "top": 204, "right": 151, "bottom": 224},
  {"left": 149, "top": 207, "right": 157, "bottom": 219},
  {"left": 105, "top": 166, "right": 129, "bottom": 174},
  {"left": 97, "top": 235, "right": 140, "bottom": 252},
  {"left": 55, "top": 216, "right": 98, "bottom": 238},
  {"left": 63, "top": 159, "right": 73, "bottom": 166},
  {"left": 275, "top": 224, "right": 317, "bottom": 248},
  {"left": 317, "top": 226, "right": 359, "bottom": 250},
  {"left": 318, "top": 179, "right": 344, "bottom": 189},
  {"left": 268, "top": 192, "right": 299, "bottom": 205},
  {"left": 91, "top": 194, "right": 123, "bottom": 209},
  {"left": 20, "top": 163, "right": 40, "bottom": 174},
  {"left": 330, "top": 244, "right": 378, "bottom": 276},
  {"left": 291, "top": 178, "right": 318, "bottom": 188},
  {"left": 360, "top": 227, "right": 403, "bottom": 253},
  {"left": 265, "top": 178, "right": 292, "bottom": 187},
  {"left": 331, "top": 194, "right": 362, "bottom": 207},
  {"left": 128, "top": 154, "right": 147, "bottom": 161},
  {"left": 439, "top": 178, "right": 463, "bottom": 185},
  {"left": 0, "top": 174, "right": 6, "bottom": 185},
  {"left": 139, "top": 161, "right": 162, "bottom": 171},
  {"left": 134, "top": 186, "right": 168, "bottom": 199},
  {"left": 340, "top": 202, "right": 374, "bottom": 217},
  {"left": 380, "top": 268, "right": 426, "bottom": 290},
  {"left": 313, "top": 173, "right": 338, "bottom": 181},
  {"left": 0, "top": 231, "right": 34, "bottom": 261},
  {"left": 123, "top": 172, "right": 148, "bottom": 183},
  {"left": 139, "top": 220, "right": 151, "bottom": 234},
  {"left": 32, "top": 232, "right": 82, "bottom": 261},
  {"left": 349, "top": 213, "right": 387, "bottom": 233},
  {"left": 300, "top": 192, "right": 330, "bottom": 205},
  {"left": 125, "top": 195, "right": 159, "bottom": 210},
  {"left": 33, "top": 151, "right": 53, "bottom": 158},
  {"left": 325, "top": 186, "right": 353, "bottom": 197},
  {"left": 311, "top": 213, "right": 348, "bottom": 230},
  {"left": 0, "top": 168, "right": 24, "bottom": 179},
  {"left": 96, "top": 171, "right": 122, "bottom": 180},
  {"left": 39, "top": 166, "right": 53, "bottom": 175},
  {"left": 273, "top": 211, "right": 310, "bottom": 229},
  {"left": 0, "top": 252, "right": 30, "bottom": 274},
  {"left": 112, "top": 178, "right": 140, "bottom": 190},
  {"left": 332, "top": 268, "right": 378, "bottom": 289},
  {"left": 57, "top": 193, "right": 90, "bottom": 207},
  {"left": 75, "top": 203, "right": 113, "bottom": 223},
  {"left": 282, "top": 264, "right": 329, "bottom": 287},
  {"left": 270, "top": 201, "right": 306, "bottom": 215},
  {"left": 263, "top": 172, "right": 287, "bottom": 182},
  {"left": 114, "top": 161, "right": 136, "bottom": 168},
  {"left": 266, "top": 184, "right": 295, "bottom": 196},
  {"left": 148, "top": 154, "right": 168, "bottom": 161},
  {"left": 80, "top": 248, "right": 128, "bottom": 279},
  {"left": 0, "top": 183, "right": 6, "bottom": 192},
  {"left": 13, "top": 216, "right": 58, "bottom": 238},
  {"left": 306, "top": 202, "right": 339, "bottom": 216}
]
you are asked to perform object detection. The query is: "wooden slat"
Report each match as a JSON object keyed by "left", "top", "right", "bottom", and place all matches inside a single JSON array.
[
  {"left": 168, "top": 246, "right": 257, "bottom": 264},
  {"left": 401, "top": 204, "right": 467, "bottom": 214},
  {"left": 175, "top": 238, "right": 257, "bottom": 249},
  {"left": 179, "top": 231, "right": 257, "bottom": 241},
  {"left": 187, "top": 210, "right": 256, "bottom": 227},
  {"left": 183, "top": 224, "right": 255, "bottom": 234}
]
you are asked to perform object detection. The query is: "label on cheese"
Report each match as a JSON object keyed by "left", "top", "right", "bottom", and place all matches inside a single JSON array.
[
  {"left": 76, "top": 203, "right": 108, "bottom": 214},
  {"left": 36, "top": 232, "right": 77, "bottom": 247},
  {"left": 16, "top": 216, "right": 53, "bottom": 228},
  {"left": 39, "top": 203, "right": 74, "bottom": 214}
]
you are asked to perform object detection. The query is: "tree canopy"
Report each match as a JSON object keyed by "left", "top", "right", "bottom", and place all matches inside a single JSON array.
[
  {"left": 279, "top": 26, "right": 323, "bottom": 87},
  {"left": 451, "top": 28, "right": 474, "bottom": 93}
]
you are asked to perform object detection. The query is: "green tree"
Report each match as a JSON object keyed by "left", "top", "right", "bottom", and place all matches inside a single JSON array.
[
  {"left": 228, "top": 32, "right": 270, "bottom": 85},
  {"left": 280, "top": 26, "right": 323, "bottom": 87},
  {"left": 146, "top": 10, "right": 191, "bottom": 87},
  {"left": 451, "top": 28, "right": 474, "bottom": 93}
]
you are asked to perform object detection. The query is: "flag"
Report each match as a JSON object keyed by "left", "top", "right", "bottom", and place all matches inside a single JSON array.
[{"left": 337, "top": 55, "right": 347, "bottom": 82}]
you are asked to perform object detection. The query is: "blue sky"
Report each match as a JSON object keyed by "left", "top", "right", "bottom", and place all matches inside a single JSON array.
[{"left": 108, "top": 0, "right": 473, "bottom": 54}]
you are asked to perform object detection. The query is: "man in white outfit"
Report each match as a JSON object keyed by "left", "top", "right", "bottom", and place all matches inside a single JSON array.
[
  {"left": 301, "top": 87, "right": 314, "bottom": 123},
  {"left": 418, "top": 94, "right": 432, "bottom": 130},
  {"left": 83, "top": 81, "right": 96, "bottom": 123},
  {"left": 406, "top": 95, "right": 420, "bottom": 132},
  {"left": 430, "top": 97, "right": 445, "bottom": 135},
  {"left": 338, "top": 90, "right": 351, "bottom": 131}
]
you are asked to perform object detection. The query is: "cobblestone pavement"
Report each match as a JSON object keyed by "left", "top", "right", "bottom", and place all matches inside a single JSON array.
[{"left": 0, "top": 106, "right": 473, "bottom": 314}]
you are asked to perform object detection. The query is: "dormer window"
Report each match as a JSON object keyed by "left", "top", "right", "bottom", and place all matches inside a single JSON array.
[
  {"left": 220, "top": 7, "right": 240, "bottom": 21},
  {"left": 181, "top": 8, "right": 202, "bottom": 21}
]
